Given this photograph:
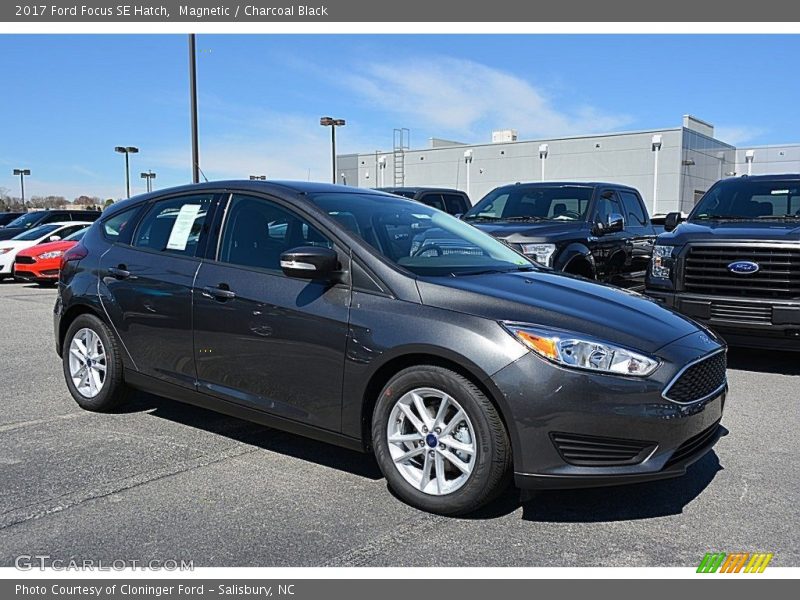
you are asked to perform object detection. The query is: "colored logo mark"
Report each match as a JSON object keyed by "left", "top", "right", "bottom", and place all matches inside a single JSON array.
[{"left": 697, "top": 552, "right": 773, "bottom": 573}]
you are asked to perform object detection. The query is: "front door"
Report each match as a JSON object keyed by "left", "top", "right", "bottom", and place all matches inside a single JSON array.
[{"left": 192, "top": 193, "right": 350, "bottom": 431}]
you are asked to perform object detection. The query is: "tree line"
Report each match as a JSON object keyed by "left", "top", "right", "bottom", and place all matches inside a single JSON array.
[{"left": 0, "top": 188, "right": 115, "bottom": 212}]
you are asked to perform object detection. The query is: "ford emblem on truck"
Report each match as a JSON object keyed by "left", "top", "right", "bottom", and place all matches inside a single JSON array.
[{"left": 727, "top": 260, "right": 760, "bottom": 274}]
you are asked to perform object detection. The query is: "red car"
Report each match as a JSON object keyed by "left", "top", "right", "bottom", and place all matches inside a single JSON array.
[{"left": 13, "top": 227, "right": 89, "bottom": 284}]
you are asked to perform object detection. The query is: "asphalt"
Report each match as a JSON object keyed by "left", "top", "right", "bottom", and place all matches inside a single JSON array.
[{"left": 0, "top": 281, "right": 797, "bottom": 567}]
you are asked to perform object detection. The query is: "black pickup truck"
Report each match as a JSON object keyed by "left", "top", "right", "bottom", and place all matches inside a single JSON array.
[
  {"left": 646, "top": 174, "right": 800, "bottom": 350},
  {"left": 457, "top": 181, "right": 657, "bottom": 289}
]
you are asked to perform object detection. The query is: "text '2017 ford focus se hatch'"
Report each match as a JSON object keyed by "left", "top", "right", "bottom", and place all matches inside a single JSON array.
[{"left": 55, "top": 182, "right": 727, "bottom": 515}]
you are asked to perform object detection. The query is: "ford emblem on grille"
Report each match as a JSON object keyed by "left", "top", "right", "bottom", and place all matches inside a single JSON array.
[{"left": 727, "top": 260, "right": 760, "bottom": 274}]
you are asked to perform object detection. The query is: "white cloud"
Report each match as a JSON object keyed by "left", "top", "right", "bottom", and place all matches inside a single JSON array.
[
  {"left": 715, "top": 125, "right": 766, "bottom": 146},
  {"left": 341, "top": 56, "right": 631, "bottom": 141}
]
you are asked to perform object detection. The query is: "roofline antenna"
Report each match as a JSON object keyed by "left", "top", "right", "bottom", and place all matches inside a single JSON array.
[{"left": 195, "top": 162, "right": 209, "bottom": 183}]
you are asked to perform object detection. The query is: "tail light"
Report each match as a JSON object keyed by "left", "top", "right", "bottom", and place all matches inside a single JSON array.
[{"left": 60, "top": 241, "right": 88, "bottom": 270}]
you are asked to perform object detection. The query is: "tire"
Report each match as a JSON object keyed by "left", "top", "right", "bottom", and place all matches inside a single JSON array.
[
  {"left": 62, "top": 313, "right": 131, "bottom": 412},
  {"left": 371, "top": 365, "right": 511, "bottom": 515}
]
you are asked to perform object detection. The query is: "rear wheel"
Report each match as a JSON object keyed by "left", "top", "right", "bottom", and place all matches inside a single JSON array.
[
  {"left": 372, "top": 366, "right": 511, "bottom": 515},
  {"left": 62, "top": 314, "right": 130, "bottom": 411}
]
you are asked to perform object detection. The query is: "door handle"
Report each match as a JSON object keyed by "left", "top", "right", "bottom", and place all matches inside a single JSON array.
[
  {"left": 107, "top": 266, "right": 131, "bottom": 279},
  {"left": 202, "top": 285, "right": 236, "bottom": 301}
]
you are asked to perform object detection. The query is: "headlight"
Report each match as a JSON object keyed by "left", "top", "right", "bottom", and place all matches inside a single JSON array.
[
  {"left": 502, "top": 323, "right": 660, "bottom": 377},
  {"left": 0, "top": 248, "right": 11, "bottom": 255},
  {"left": 651, "top": 245, "right": 674, "bottom": 279},
  {"left": 38, "top": 250, "right": 64, "bottom": 260},
  {"left": 519, "top": 243, "right": 556, "bottom": 267}
]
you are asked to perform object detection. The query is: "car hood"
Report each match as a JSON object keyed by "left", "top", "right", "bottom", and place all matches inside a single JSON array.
[
  {"left": 660, "top": 220, "right": 800, "bottom": 244},
  {"left": 0, "top": 227, "right": 25, "bottom": 240},
  {"left": 0, "top": 240, "right": 35, "bottom": 252},
  {"left": 16, "top": 240, "right": 76, "bottom": 257},
  {"left": 469, "top": 220, "right": 587, "bottom": 243},
  {"left": 417, "top": 270, "right": 703, "bottom": 354}
]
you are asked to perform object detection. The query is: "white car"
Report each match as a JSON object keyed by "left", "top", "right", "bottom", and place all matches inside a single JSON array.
[{"left": 0, "top": 221, "right": 92, "bottom": 280}]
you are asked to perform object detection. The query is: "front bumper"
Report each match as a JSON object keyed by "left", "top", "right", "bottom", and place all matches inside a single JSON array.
[
  {"left": 492, "top": 330, "right": 726, "bottom": 489},
  {"left": 647, "top": 289, "right": 800, "bottom": 351},
  {"left": 14, "top": 264, "right": 59, "bottom": 282}
]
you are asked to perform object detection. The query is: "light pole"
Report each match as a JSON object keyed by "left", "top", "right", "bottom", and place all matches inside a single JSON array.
[
  {"left": 377, "top": 155, "right": 387, "bottom": 187},
  {"left": 140, "top": 170, "right": 156, "bottom": 193},
  {"left": 463, "top": 149, "right": 473, "bottom": 198},
  {"left": 249, "top": 175, "right": 266, "bottom": 180},
  {"left": 320, "top": 116, "right": 345, "bottom": 184},
  {"left": 189, "top": 34, "right": 200, "bottom": 184},
  {"left": 651, "top": 135, "right": 662, "bottom": 215},
  {"left": 745, "top": 149, "right": 755, "bottom": 175},
  {"left": 538, "top": 144, "right": 549, "bottom": 181},
  {"left": 12, "top": 168, "right": 30, "bottom": 210},
  {"left": 115, "top": 146, "right": 139, "bottom": 198}
]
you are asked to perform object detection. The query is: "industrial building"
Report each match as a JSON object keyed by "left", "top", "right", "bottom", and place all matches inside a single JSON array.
[{"left": 338, "top": 115, "right": 800, "bottom": 214}]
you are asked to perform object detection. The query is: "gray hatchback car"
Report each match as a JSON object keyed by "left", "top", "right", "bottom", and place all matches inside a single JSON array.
[{"left": 55, "top": 181, "right": 727, "bottom": 515}]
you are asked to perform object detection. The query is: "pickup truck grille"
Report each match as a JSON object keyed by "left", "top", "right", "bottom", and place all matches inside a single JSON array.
[{"left": 683, "top": 245, "right": 800, "bottom": 299}]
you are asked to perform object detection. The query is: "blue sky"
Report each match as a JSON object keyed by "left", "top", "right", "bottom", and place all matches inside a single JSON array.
[{"left": 1, "top": 34, "right": 799, "bottom": 199}]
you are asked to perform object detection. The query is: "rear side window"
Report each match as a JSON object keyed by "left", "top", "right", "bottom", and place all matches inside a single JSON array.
[
  {"left": 102, "top": 207, "right": 138, "bottom": 241},
  {"left": 133, "top": 194, "right": 214, "bottom": 257},
  {"left": 619, "top": 191, "right": 648, "bottom": 226},
  {"left": 418, "top": 193, "right": 446, "bottom": 211},
  {"left": 442, "top": 194, "right": 469, "bottom": 215}
]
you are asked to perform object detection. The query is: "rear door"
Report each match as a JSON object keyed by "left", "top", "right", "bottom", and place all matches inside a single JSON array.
[
  {"left": 618, "top": 189, "right": 655, "bottom": 289},
  {"left": 98, "top": 192, "right": 219, "bottom": 388},
  {"left": 192, "top": 193, "right": 350, "bottom": 431}
]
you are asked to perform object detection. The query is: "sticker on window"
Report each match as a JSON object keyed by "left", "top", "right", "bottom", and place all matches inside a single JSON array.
[{"left": 166, "top": 204, "right": 202, "bottom": 251}]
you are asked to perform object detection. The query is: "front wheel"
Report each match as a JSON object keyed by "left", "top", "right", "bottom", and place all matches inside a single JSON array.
[
  {"left": 62, "top": 314, "right": 130, "bottom": 411},
  {"left": 372, "top": 366, "right": 511, "bottom": 515}
]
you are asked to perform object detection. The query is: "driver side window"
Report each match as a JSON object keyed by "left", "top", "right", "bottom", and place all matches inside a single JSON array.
[{"left": 218, "top": 195, "right": 332, "bottom": 273}]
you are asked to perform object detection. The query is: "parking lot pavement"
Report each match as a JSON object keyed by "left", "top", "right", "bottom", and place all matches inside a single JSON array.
[{"left": 0, "top": 279, "right": 797, "bottom": 567}]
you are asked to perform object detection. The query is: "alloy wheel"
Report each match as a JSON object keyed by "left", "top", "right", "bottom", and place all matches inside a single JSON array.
[{"left": 68, "top": 327, "right": 107, "bottom": 398}]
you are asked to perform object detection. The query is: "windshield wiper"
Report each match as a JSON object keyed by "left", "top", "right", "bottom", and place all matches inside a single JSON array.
[
  {"left": 502, "top": 215, "right": 548, "bottom": 222},
  {"left": 451, "top": 266, "right": 536, "bottom": 277},
  {"left": 463, "top": 215, "right": 502, "bottom": 222},
  {"left": 755, "top": 214, "right": 800, "bottom": 220},
  {"left": 693, "top": 214, "right": 752, "bottom": 220}
]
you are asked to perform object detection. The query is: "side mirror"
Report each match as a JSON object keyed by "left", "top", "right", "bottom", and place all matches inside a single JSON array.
[
  {"left": 606, "top": 213, "right": 624, "bottom": 233},
  {"left": 280, "top": 246, "right": 339, "bottom": 280},
  {"left": 48, "top": 235, "right": 62, "bottom": 242},
  {"left": 664, "top": 212, "right": 682, "bottom": 232},
  {"left": 454, "top": 213, "right": 463, "bottom": 219}
]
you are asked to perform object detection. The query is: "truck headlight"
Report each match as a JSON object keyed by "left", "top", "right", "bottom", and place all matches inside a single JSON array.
[
  {"left": 520, "top": 243, "right": 556, "bottom": 267},
  {"left": 651, "top": 245, "right": 674, "bottom": 279},
  {"left": 502, "top": 323, "right": 660, "bottom": 377}
]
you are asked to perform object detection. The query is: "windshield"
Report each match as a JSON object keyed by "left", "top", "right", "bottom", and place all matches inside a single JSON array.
[
  {"left": 464, "top": 185, "right": 594, "bottom": 222},
  {"left": 5, "top": 212, "right": 43, "bottom": 229},
  {"left": 64, "top": 227, "right": 89, "bottom": 242},
  {"left": 11, "top": 223, "right": 61, "bottom": 241},
  {"left": 692, "top": 179, "right": 800, "bottom": 220},
  {"left": 308, "top": 192, "right": 534, "bottom": 277}
]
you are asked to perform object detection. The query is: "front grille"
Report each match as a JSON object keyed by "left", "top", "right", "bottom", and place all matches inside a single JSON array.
[
  {"left": 683, "top": 245, "right": 800, "bottom": 299},
  {"left": 14, "top": 256, "right": 35, "bottom": 265},
  {"left": 710, "top": 301, "right": 772, "bottom": 323},
  {"left": 665, "top": 420, "right": 721, "bottom": 468},
  {"left": 663, "top": 350, "right": 727, "bottom": 404},
  {"left": 550, "top": 432, "right": 656, "bottom": 466}
]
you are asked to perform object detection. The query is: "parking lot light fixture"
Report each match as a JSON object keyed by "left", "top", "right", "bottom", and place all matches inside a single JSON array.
[
  {"left": 377, "top": 155, "right": 387, "bottom": 187},
  {"left": 745, "top": 149, "right": 755, "bottom": 175},
  {"left": 320, "top": 116, "right": 346, "bottom": 184},
  {"left": 12, "top": 168, "right": 31, "bottom": 210},
  {"left": 651, "top": 135, "right": 663, "bottom": 214},
  {"left": 538, "top": 144, "right": 549, "bottom": 181},
  {"left": 463, "top": 150, "right": 473, "bottom": 197},
  {"left": 140, "top": 170, "right": 156, "bottom": 193},
  {"left": 115, "top": 146, "right": 139, "bottom": 199}
]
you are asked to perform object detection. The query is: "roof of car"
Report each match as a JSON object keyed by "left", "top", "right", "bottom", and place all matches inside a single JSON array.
[
  {"left": 498, "top": 181, "right": 639, "bottom": 190},
  {"left": 376, "top": 187, "right": 468, "bottom": 194},
  {"left": 722, "top": 174, "right": 800, "bottom": 181}
]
